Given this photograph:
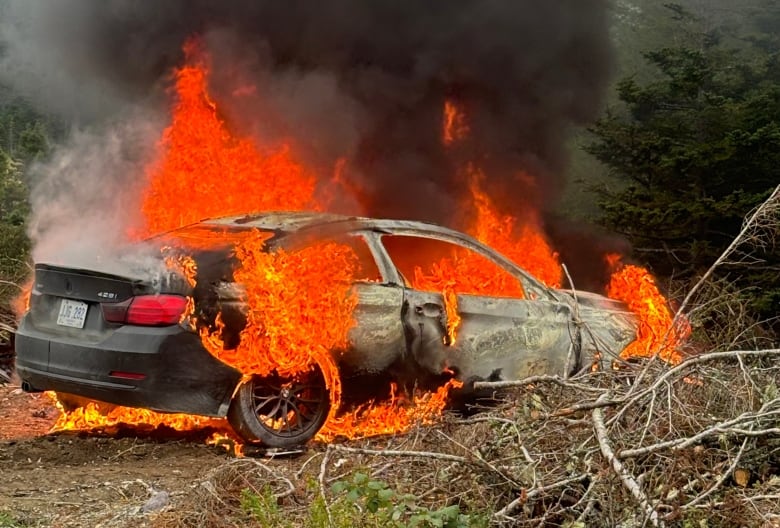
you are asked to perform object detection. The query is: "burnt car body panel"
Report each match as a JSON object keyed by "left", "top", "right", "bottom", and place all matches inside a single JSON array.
[
  {"left": 15, "top": 211, "right": 637, "bottom": 421},
  {"left": 401, "top": 289, "right": 579, "bottom": 382},
  {"left": 341, "top": 283, "right": 407, "bottom": 376}
]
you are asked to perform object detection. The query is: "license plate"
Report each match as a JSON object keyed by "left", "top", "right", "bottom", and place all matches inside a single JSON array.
[{"left": 56, "top": 299, "right": 88, "bottom": 328}]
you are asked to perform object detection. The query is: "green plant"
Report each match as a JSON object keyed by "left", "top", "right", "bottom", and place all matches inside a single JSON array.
[
  {"left": 239, "top": 486, "right": 291, "bottom": 528},
  {"left": 330, "top": 471, "right": 484, "bottom": 528},
  {"left": 0, "top": 512, "right": 23, "bottom": 528}
]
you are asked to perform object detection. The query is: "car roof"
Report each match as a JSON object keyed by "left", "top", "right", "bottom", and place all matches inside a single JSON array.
[
  {"left": 192, "top": 210, "right": 561, "bottom": 300},
  {"left": 198, "top": 210, "right": 464, "bottom": 239}
]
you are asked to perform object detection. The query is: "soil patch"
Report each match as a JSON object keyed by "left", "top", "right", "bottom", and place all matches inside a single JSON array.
[{"left": 0, "top": 384, "right": 232, "bottom": 527}]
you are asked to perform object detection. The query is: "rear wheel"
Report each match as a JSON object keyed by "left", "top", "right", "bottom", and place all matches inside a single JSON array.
[{"left": 227, "top": 366, "right": 330, "bottom": 448}]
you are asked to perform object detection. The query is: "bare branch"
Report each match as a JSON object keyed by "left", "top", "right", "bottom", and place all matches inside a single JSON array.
[
  {"left": 671, "top": 185, "right": 780, "bottom": 333},
  {"left": 494, "top": 474, "right": 589, "bottom": 519},
  {"left": 680, "top": 436, "right": 751, "bottom": 511},
  {"left": 593, "top": 395, "right": 662, "bottom": 527},
  {"left": 331, "top": 444, "right": 472, "bottom": 465},
  {"left": 472, "top": 373, "right": 606, "bottom": 393}
]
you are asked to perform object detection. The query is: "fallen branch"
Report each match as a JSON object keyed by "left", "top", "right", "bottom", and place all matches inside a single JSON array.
[
  {"left": 610, "top": 348, "right": 780, "bottom": 425},
  {"left": 619, "top": 400, "right": 780, "bottom": 458},
  {"left": 493, "top": 473, "right": 589, "bottom": 519},
  {"left": 679, "top": 436, "right": 750, "bottom": 511},
  {"left": 551, "top": 397, "right": 621, "bottom": 417},
  {"left": 331, "top": 444, "right": 472, "bottom": 465},
  {"left": 434, "top": 429, "right": 520, "bottom": 487},
  {"left": 318, "top": 445, "right": 334, "bottom": 526},
  {"left": 592, "top": 395, "right": 661, "bottom": 527},
  {"left": 472, "top": 373, "right": 605, "bottom": 393}
]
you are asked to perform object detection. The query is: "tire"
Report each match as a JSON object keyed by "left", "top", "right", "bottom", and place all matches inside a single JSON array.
[{"left": 227, "top": 366, "right": 330, "bottom": 448}]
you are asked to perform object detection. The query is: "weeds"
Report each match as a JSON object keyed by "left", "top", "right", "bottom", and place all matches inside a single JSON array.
[
  {"left": 235, "top": 472, "right": 485, "bottom": 528},
  {"left": 0, "top": 512, "right": 23, "bottom": 528},
  {"left": 329, "top": 471, "right": 483, "bottom": 528}
]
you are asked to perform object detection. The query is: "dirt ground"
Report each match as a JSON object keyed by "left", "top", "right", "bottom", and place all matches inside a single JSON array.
[{"left": 0, "top": 383, "right": 238, "bottom": 527}]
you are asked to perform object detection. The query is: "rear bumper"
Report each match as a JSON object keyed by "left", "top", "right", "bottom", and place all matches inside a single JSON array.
[{"left": 14, "top": 317, "right": 242, "bottom": 417}]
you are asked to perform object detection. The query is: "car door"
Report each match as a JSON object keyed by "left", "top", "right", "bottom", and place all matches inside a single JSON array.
[
  {"left": 330, "top": 233, "right": 408, "bottom": 378},
  {"left": 378, "top": 233, "right": 580, "bottom": 383}
]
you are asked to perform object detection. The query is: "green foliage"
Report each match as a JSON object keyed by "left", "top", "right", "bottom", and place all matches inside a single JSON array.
[
  {"left": 0, "top": 89, "right": 55, "bottom": 162},
  {"left": 0, "top": 151, "right": 27, "bottom": 226},
  {"left": 0, "top": 512, "right": 23, "bottom": 528},
  {"left": 330, "top": 472, "right": 483, "bottom": 528},
  {"left": 240, "top": 487, "right": 290, "bottom": 528},
  {"left": 0, "top": 149, "right": 29, "bottom": 309},
  {"left": 0, "top": 85, "right": 55, "bottom": 315},
  {"left": 239, "top": 473, "right": 486, "bottom": 528},
  {"left": 587, "top": 6, "right": 780, "bottom": 326}
]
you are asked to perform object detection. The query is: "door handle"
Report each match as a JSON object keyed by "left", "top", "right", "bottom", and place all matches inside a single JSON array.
[{"left": 414, "top": 303, "right": 443, "bottom": 317}]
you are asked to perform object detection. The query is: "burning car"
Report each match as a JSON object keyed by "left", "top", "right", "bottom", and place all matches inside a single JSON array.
[{"left": 14, "top": 211, "right": 637, "bottom": 447}]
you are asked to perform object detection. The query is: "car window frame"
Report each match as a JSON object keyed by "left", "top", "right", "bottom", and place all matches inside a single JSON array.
[
  {"left": 372, "top": 229, "right": 558, "bottom": 302},
  {"left": 266, "top": 219, "right": 560, "bottom": 301}
]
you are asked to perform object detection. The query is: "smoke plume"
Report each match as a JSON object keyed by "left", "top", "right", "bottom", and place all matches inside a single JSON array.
[
  {"left": 24, "top": 111, "right": 163, "bottom": 265},
  {"left": 0, "top": 0, "right": 614, "bottom": 259}
]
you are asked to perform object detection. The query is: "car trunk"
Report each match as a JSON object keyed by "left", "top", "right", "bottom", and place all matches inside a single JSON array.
[
  {"left": 20, "top": 262, "right": 191, "bottom": 377},
  {"left": 16, "top": 261, "right": 242, "bottom": 416},
  {"left": 26, "top": 263, "right": 187, "bottom": 337}
]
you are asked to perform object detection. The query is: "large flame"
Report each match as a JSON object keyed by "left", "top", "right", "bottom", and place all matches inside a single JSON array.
[
  {"left": 48, "top": 393, "right": 224, "bottom": 434},
  {"left": 437, "top": 102, "right": 685, "bottom": 363},
  {"left": 52, "top": 42, "right": 466, "bottom": 445},
  {"left": 200, "top": 233, "right": 358, "bottom": 427},
  {"left": 606, "top": 254, "right": 689, "bottom": 364},
  {"left": 140, "top": 40, "right": 318, "bottom": 236},
  {"left": 467, "top": 168, "right": 562, "bottom": 289},
  {"left": 48, "top": 45, "right": 688, "bottom": 447}
]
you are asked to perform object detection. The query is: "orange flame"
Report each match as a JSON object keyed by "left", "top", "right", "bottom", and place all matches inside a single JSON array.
[
  {"left": 318, "top": 378, "right": 463, "bottom": 441},
  {"left": 51, "top": 43, "right": 466, "bottom": 445},
  {"left": 442, "top": 289, "right": 461, "bottom": 345},
  {"left": 606, "top": 254, "right": 688, "bottom": 364},
  {"left": 442, "top": 100, "right": 469, "bottom": 145},
  {"left": 139, "top": 40, "right": 318, "bottom": 236},
  {"left": 48, "top": 391, "right": 225, "bottom": 433},
  {"left": 12, "top": 279, "right": 33, "bottom": 319},
  {"left": 199, "top": 233, "right": 358, "bottom": 426},
  {"left": 163, "top": 250, "right": 198, "bottom": 287},
  {"left": 467, "top": 169, "right": 562, "bottom": 289},
  {"left": 46, "top": 42, "right": 687, "bottom": 448}
]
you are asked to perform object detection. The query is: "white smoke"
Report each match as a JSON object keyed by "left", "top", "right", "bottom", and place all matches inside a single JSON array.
[{"left": 27, "top": 108, "right": 164, "bottom": 273}]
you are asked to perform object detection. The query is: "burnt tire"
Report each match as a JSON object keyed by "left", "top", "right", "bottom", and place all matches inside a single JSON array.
[{"left": 227, "top": 366, "right": 330, "bottom": 448}]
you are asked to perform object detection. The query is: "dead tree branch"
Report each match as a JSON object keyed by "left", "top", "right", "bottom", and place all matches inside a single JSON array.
[
  {"left": 592, "top": 394, "right": 662, "bottom": 527},
  {"left": 672, "top": 184, "right": 780, "bottom": 325},
  {"left": 494, "top": 474, "right": 589, "bottom": 519}
]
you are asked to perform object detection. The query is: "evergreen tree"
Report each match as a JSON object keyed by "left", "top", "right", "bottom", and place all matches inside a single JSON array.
[{"left": 587, "top": 4, "right": 780, "bottom": 323}]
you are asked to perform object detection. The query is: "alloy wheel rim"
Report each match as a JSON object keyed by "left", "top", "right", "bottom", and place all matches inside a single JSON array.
[{"left": 251, "top": 373, "right": 327, "bottom": 438}]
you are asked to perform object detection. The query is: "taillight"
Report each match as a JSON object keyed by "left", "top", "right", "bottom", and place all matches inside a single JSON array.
[{"left": 101, "top": 295, "right": 188, "bottom": 326}]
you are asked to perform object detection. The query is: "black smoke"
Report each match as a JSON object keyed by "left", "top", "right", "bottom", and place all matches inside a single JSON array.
[{"left": 0, "top": 0, "right": 613, "bottom": 230}]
